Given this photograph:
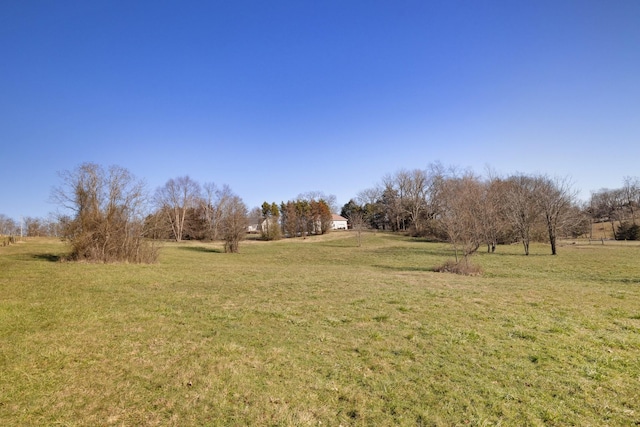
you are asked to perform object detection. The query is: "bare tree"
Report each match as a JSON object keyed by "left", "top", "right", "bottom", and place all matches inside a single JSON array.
[
  {"left": 590, "top": 188, "right": 625, "bottom": 237},
  {"left": 354, "top": 164, "right": 447, "bottom": 236},
  {"left": 382, "top": 172, "right": 409, "bottom": 231},
  {"left": 382, "top": 168, "right": 431, "bottom": 233},
  {"left": 502, "top": 174, "right": 542, "bottom": 255},
  {"left": 439, "top": 173, "right": 484, "bottom": 263},
  {"left": 45, "top": 213, "right": 64, "bottom": 237},
  {"left": 347, "top": 205, "right": 367, "bottom": 247},
  {"left": 621, "top": 176, "right": 640, "bottom": 224},
  {"left": 423, "top": 162, "right": 448, "bottom": 233},
  {"left": 23, "top": 216, "right": 45, "bottom": 237},
  {"left": 356, "top": 187, "right": 387, "bottom": 230},
  {"left": 386, "top": 164, "right": 449, "bottom": 236},
  {"left": 0, "top": 214, "right": 16, "bottom": 235},
  {"left": 478, "top": 176, "right": 508, "bottom": 253},
  {"left": 199, "top": 182, "right": 218, "bottom": 240},
  {"left": 298, "top": 191, "right": 338, "bottom": 215},
  {"left": 210, "top": 184, "right": 234, "bottom": 241},
  {"left": 51, "top": 162, "right": 157, "bottom": 263},
  {"left": 405, "top": 169, "right": 429, "bottom": 235},
  {"left": 219, "top": 193, "right": 248, "bottom": 253},
  {"left": 155, "top": 176, "right": 201, "bottom": 242},
  {"left": 536, "top": 175, "right": 577, "bottom": 255}
]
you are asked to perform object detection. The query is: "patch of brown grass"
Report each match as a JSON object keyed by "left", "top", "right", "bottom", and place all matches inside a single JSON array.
[{"left": 433, "top": 258, "right": 483, "bottom": 275}]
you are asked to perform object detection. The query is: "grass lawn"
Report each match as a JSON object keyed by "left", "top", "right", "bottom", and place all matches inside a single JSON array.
[{"left": 1, "top": 233, "right": 639, "bottom": 426}]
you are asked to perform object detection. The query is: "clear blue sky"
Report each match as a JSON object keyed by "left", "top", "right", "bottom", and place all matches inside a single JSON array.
[{"left": 2, "top": 0, "right": 639, "bottom": 220}]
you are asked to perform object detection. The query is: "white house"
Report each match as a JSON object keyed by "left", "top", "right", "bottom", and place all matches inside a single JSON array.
[
  {"left": 260, "top": 217, "right": 279, "bottom": 233},
  {"left": 331, "top": 214, "right": 348, "bottom": 230}
]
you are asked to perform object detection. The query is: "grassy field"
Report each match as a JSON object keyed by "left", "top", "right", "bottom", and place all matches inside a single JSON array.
[{"left": 1, "top": 233, "right": 639, "bottom": 426}]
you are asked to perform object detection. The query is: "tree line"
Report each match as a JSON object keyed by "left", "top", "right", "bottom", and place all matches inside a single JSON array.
[
  {"left": 1, "top": 161, "right": 638, "bottom": 263},
  {"left": 340, "top": 165, "right": 600, "bottom": 262},
  {"left": 251, "top": 198, "right": 333, "bottom": 240},
  {"left": 48, "top": 164, "right": 251, "bottom": 260},
  {"left": 42, "top": 164, "right": 340, "bottom": 261},
  {"left": 0, "top": 214, "right": 61, "bottom": 240}
]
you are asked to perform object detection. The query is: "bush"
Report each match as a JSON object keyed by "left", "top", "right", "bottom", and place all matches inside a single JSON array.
[
  {"left": 433, "top": 259, "right": 482, "bottom": 276},
  {"left": 2, "top": 235, "right": 16, "bottom": 246},
  {"left": 53, "top": 163, "right": 159, "bottom": 263}
]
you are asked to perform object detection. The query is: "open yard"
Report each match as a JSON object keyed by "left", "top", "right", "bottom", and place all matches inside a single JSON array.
[{"left": 1, "top": 233, "right": 639, "bottom": 426}]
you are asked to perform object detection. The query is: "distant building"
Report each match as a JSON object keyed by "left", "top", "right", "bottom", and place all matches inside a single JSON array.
[
  {"left": 249, "top": 214, "right": 348, "bottom": 233},
  {"left": 331, "top": 214, "right": 348, "bottom": 230}
]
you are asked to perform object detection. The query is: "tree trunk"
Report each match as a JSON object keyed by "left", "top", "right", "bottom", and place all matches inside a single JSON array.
[
  {"left": 548, "top": 224, "right": 557, "bottom": 255},
  {"left": 610, "top": 220, "right": 616, "bottom": 239}
]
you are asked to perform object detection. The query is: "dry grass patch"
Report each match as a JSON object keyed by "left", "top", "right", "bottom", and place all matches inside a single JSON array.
[{"left": 433, "top": 258, "right": 483, "bottom": 275}]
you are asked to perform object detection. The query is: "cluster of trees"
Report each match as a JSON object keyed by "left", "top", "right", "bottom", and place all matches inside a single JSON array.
[
  {"left": 257, "top": 202, "right": 281, "bottom": 241},
  {"left": 46, "top": 163, "right": 250, "bottom": 262},
  {"left": 0, "top": 214, "right": 21, "bottom": 237},
  {"left": 137, "top": 173, "right": 248, "bottom": 253},
  {"left": 145, "top": 176, "right": 248, "bottom": 252},
  {"left": 279, "top": 198, "right": 333, "bottom": 238},
  {"left": 249, "top": 198, "right": 333, "bottom": 241},
  {"left": 248, "top": 192, "right": 337, "bottom": 241},
  {"left": 0, "top": 214, "right": 20, "bottom": 246},
  {"left": 2, "top": 164, "right": 339, "bottom": 259},
  {"left": 341, "top": 166, "right": 589, "bottom": 263},
  {"left": 3, "top": 160, "right": 639, "bottom": 265},
  {"left": 588, "top": 177, "right": 640, "bottom": 240},
  {"left": 0, "top": 214, "right": 61, "bottom": 239}
]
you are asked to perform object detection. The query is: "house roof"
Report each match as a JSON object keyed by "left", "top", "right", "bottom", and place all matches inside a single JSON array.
[{"left": 331, "top": 214, "right": 348, "bottom": 221}]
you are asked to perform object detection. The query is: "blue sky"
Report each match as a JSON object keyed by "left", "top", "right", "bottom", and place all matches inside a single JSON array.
[{"left": 2, "top": 0, "right": 639, "bottom": 220}]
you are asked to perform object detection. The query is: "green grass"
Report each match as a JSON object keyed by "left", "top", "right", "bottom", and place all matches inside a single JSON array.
[{"left": 1, "top": 234, "right": 639, "bottom": 426}]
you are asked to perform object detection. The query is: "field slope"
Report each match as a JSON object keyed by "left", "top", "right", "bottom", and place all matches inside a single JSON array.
[{"left": 1, "top": 233, "right": 639, "bottom": 426}]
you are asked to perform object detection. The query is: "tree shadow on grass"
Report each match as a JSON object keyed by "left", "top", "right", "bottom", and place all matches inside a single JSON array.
[
  {"left": 179, "top": 246, "right": 222, "bottom": 254},
  {"left": 317, "top": 242, "right": 358, "bottom": 248},
  {"left": 373, "top": 264, "right": 435, "bottom": 273},
  {"left": 32, "top": 253, "right": 62, "bottom": 262},
  {"left": 372, "top": 246, "right": 449, "bottom": 257},
  {"left": 478, "top": 251, "right": 551, "bottom": 257}
]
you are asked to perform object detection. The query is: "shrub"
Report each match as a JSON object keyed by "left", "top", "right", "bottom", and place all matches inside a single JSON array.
[
  {"left": 53, "top": 163, "right": 159, "bottom": 263},
  {"left": 433, "top": 259, "right": 482, "bottom": 276}
]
